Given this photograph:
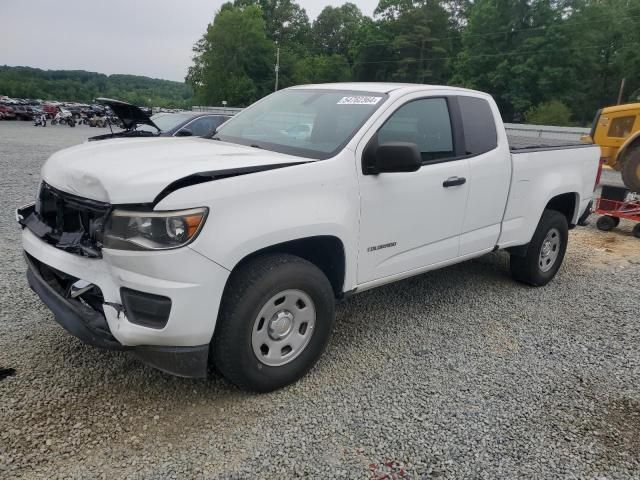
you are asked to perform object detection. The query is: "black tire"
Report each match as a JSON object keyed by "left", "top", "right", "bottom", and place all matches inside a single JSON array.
[
  {"left": 621, "top": 150, "right": 640, "bottom": 193},
  {"left": 633, "top": 223, "right": 640, "bottom": 239},
  {"left": 212, "top": 253, "right": 335, "bottom": 392},
  {"left": 510, "top": 209, "right": 568, "bottom": 287},
  {"left": 596, "top": 215, "right": 619, "bottom": 231}
]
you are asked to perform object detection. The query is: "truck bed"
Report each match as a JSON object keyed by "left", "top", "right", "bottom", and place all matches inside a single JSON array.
[{"left": 508, "top": 135, "right": 589, "bottom": 152}]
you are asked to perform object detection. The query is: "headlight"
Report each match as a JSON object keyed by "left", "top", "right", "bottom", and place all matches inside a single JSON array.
[{"left": 103, "top": 207, "right": 208, "bottom": 250}]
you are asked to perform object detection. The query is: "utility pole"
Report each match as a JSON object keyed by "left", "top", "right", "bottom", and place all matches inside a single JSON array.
[
  {"left": 617, "top": 78, "right": 626, "bottom": 105},
  {"left": 275, "top": 45, "right": 280, "bottom": 92}
]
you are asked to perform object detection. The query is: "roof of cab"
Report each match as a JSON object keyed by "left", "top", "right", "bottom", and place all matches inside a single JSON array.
[
  {"left": 287, "top": 82, "right": 488, "bottom": 97},
  {"left": 287, "top": 82, "right": 418, "bottom": 93}
]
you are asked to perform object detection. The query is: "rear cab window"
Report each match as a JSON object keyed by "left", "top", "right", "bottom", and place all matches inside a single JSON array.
[{"left": 457, "top": 96, "right": 498, "bottom": 155}]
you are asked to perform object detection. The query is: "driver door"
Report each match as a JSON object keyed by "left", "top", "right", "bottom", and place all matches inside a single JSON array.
[{"left": 357, "top": 96, "right": 470, "bottom": 284}]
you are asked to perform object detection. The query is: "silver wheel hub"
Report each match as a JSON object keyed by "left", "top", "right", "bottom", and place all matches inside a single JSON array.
[
  {"left": 538, "top": 227, "right": 561, "bottom": 272},
  {"left": 251, "top": 289, "right": 316, "bottom": 367},
  {"left": 268, "top": 310, "right": 294, "bottom": 340}
]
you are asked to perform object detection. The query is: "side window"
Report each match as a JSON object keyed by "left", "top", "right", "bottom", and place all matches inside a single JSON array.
[
  {"left": 378, "top": 98, "right": 454, "bottom": 161},
  {"left": 607, "top": 116, "right": 635, "bottom": 138},
  {"left": 458, "top": 96, "right": 498, "bottom": 155},
  {"left": 184, "top": 116, "right": 218, "bottom": 137}
]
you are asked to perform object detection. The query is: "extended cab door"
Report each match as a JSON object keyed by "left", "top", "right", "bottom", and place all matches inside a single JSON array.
[
  {"left": 356, "top": 96, "right": 471, "bottom": 284},
  {"left": 456, "top": 95, "right": 511, "bottom": 256}
]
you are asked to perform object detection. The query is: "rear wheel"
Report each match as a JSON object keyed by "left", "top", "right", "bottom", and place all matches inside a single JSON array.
[
  {"left": 212, "top": 254, "right": 335, "bottom": 392},
  {"left": 621, "top": 149, "right": 640, "bottom": 193},
  {"left": 596, "top": 215, "right": 619, "bottom": 231},
  {"left": 510, "top": 209, "right": 568, "bottom": 286},
  {"left": 632, "top": 223, "right": 640, "bottom": 239}
]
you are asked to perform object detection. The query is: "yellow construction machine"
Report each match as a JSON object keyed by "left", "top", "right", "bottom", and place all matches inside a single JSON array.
[{"left": 582, "top": 103, "right": 640, "bottom": 192}]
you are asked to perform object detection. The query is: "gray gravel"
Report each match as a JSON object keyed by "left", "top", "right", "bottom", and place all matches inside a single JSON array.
[{"left": 1, "top": 121, "right": 639, "bottom": 479}]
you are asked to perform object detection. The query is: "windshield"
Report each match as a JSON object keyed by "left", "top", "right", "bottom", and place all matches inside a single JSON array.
[
  {"left": 214, "top": 89, "right": 388, "bottom": 159},
  {"left": 137, "top": 113, "right": 194, "bottom": 133}
]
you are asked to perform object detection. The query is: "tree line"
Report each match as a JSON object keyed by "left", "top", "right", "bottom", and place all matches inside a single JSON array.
[
  {"left": 0, "top": 66, "right": 194, "bottom": 108},
  {"left": 187, "top": 0, "right": 640, "bottom": 126}
]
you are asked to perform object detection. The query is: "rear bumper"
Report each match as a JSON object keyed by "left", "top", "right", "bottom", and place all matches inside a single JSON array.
[{"left": 25, "top": 256, "right": 209, "bottom": 377}]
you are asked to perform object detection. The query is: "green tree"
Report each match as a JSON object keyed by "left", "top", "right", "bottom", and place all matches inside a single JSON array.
[
  {"left": 352, "top": 17, "right": 398, "bottom": 81},
  {"left": 186, "top": 4, "right": 274, "bottom": 106},
  {"left": 227, "top": 0, "right": 313, "bottom": 90},
  {"left": 233, "top": 0, "right": 311, "bottom": 53},
  {"left": 452, "top": 0, "right": 575, "bottom": 121},
  {"left": 292, "top": 54, "right": 352, "bottom": 84},
  {"left": 562, "top": 0, "right": 640, "bottom": 124},
  {"left": 353, "top": 0, "right": 455, "bottom": 84},
  {"left": 0, "top": 66, "right": 192, "bottom": 107},
  {"left": 525, "top": 100, "right": 573, "bottom": 125},
  {"left": 172, "top": 0, "right": 640, "bottom": 120},
  {"left": 312, "top": 3, "right": 364, "bottom": 61}
]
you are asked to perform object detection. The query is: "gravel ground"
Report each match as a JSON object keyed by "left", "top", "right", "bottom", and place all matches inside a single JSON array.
[{"left": 0, "top": 121, "right": 639, "bottom": 479}]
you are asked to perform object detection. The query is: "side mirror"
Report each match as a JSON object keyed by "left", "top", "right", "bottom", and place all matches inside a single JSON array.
[
  {"left": 175, "top": 128, "right": 193, "bottom": 137},
  {"left": 363, "top": 140, "right": 422, "bottom": 174}
]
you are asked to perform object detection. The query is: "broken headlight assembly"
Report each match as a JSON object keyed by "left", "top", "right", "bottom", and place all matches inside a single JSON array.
[{"left": 103, "top": 208, "right": 208, "bottom": 251}]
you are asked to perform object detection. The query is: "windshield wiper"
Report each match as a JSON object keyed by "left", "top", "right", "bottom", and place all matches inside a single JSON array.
[{"left": 249, "top": 143, "right": 264, "bottom": 149}]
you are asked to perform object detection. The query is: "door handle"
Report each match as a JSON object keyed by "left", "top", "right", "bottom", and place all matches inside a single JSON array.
[{"left": 443, "top": 176, "right": 467, "bottom": 188}]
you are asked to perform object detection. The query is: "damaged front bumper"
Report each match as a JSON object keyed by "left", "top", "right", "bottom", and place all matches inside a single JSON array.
[
  {"left": 25, "top": 252, "right": 125, "bottom": 350},
  {"left": 25, "top": 252, "right": 209, "bottom": 377},
  {"left": 18, "top": 205, "right": 230, "bottom": 379}
]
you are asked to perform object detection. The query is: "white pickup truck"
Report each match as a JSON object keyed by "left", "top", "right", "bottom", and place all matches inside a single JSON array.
[{"left": 17, "top": 83, "right": 600, "bottom": 391}]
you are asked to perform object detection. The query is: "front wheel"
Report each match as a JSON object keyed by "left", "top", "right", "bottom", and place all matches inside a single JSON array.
[
  {"left": 510, "top": 209, "right": 568, "bottom": 286},
  {"left": 212, "top": 254, "right": 335, "bottom": 392}
]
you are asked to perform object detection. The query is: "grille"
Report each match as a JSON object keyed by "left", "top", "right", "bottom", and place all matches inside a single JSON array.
[{"left": 29, "top": 182, "right": 111, "bottom": 257}]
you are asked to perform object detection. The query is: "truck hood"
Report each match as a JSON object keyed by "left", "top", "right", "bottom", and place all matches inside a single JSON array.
[
  {"left": 96, "top": 97, "right": 158, "bottom": 131},
  {"left": 41, "top": 137, "right": 306, "bottom": 204}
]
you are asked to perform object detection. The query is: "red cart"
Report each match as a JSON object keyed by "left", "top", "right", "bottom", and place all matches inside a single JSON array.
[{"left": 595, "top": 191, "right": 640, "bottom": 238}]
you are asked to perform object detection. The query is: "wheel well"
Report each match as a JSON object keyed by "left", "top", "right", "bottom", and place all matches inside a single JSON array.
[
  {"left": 234, "top": 236, "right": 346, "bottom": 298},
  {"left": 545, "top": 193, "right": 578, "bottom": 226}
]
